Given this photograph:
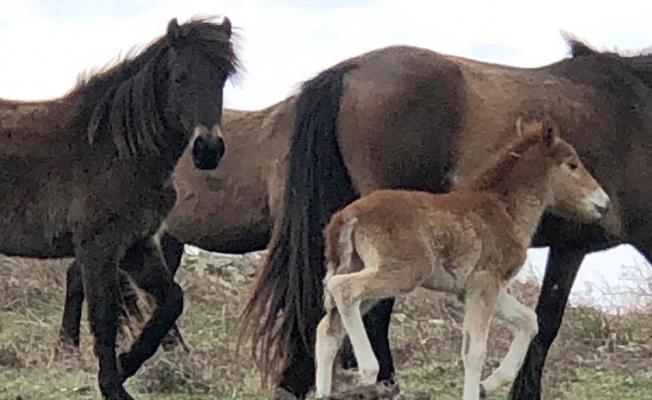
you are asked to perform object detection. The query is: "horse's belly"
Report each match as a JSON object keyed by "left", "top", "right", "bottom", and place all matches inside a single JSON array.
[{"left": 0, "top": 182, "right": 73, "bottom": 259}]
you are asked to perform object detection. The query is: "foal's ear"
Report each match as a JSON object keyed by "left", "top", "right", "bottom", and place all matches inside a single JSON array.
[
  {"left": 167, "top": 18, "right": 181, "bottom": 41},
  {"left": 541, "top": 117, "right": 559, "bottom": 148},
  {"left": 515, "top": 115, "right": 543, "bottom": 137}
]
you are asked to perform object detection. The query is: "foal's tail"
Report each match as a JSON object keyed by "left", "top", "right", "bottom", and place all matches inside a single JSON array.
[{"left": 323, "top": 212, "right": 358, "bottom": 311}]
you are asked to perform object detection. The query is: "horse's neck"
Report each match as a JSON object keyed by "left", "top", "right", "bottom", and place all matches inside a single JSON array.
[{"left": 223, "top": 96, "right": 296, "bottom": 142}]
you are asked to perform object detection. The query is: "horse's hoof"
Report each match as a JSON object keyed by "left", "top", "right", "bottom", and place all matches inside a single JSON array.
[
  {"left": 53, "top": 339, "right": 81, "bottom": 361},
  {"left": 272, "top": 387, "right": 300, "bottom": 400},
  {"left": 479, "top": 384, "right": 486, "bottom": 399}
]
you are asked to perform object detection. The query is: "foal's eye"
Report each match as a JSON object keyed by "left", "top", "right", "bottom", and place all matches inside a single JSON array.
[{"left": 568, "top": 162, "right": 578, "bottom": 171}]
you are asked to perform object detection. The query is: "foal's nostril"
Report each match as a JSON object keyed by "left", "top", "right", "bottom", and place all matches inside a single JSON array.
[{"left": 594, "top": 202, "right": 609, "bottom": 216}]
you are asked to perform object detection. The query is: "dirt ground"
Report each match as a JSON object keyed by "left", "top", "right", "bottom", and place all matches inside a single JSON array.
[{"left": 1, "top": 249, "right": 651, "bottom": 400}]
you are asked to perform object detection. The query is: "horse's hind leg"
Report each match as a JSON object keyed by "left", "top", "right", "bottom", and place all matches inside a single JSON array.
[
  {"left": 116, "top": 251, "right": 184, "bottom": 380},
  {"left": 315, "top": 309, "right": 347, "bottom": 398},
  {"left": 56, "top": 260, "right": 84, "bottom": 355},
  {"left": 480, "top": 289, "right": 538, "bottom": 395}
]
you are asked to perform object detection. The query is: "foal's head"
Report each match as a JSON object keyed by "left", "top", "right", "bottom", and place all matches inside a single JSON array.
[{"left": 516, "top": 116, "right": 611, "bottom": 223}]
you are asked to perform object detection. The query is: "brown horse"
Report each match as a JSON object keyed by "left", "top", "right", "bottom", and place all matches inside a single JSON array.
[
  {"left": 314, "top": 116, "right": 609, "bottom": 400},
  {"left": 0, "top": 16, "right": 237, "bottom": 400},
  {"left": 63, "top": 36, "right": 650, "bottom": 399},
  {"left": 237, "top": 38, "right": 651, "bottom": 400}
]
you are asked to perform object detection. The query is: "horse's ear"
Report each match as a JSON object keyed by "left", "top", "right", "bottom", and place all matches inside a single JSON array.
[
  {"left": 167, "top": 18, "right": 181, "bottom": 41},
  {"left": 221, "top": 16, "right": 232, "bottom": 37}
]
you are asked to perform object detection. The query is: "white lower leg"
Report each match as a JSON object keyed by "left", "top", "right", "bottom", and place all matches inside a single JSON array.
[
  {"left": 461, "top": 276, "right": 498, "bottom": 400},
  {"left": 315, "top": 310, "right": 345, "bottom": 398},
  {"left": 329, "top": 276, "right": 379, "bottom": 386},
  {"left": 480, "top": 291, "right": 538, "bottom": 393},
  {"left": 462, "top": 330, "right": 487, "bottom": 400}
]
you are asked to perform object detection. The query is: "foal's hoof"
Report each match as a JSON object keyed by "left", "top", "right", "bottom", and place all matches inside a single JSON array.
[
  {"left": 330, "top": 379, "right": 401, "bottom": 399},
  {"left": 479, "top": 384, "right": 486, "bottom": 399}
]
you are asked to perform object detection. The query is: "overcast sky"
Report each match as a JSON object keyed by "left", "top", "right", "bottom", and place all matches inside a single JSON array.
[{"left": 2, "top": 0, "right": 651, "bottom": 310}]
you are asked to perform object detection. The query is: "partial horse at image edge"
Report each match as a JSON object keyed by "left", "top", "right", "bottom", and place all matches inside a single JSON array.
[{"left": 0, "top": 15, "right": 237, "bottom": 400}]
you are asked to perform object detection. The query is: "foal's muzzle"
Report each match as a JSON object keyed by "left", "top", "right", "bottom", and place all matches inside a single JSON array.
[{"left": 191, "top": 125, "right": 225, "bottom": 170}]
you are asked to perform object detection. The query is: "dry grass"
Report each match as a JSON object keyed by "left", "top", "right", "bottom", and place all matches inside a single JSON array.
[{"left": 1, "top": 251, "right": 651, "bottom": 400}]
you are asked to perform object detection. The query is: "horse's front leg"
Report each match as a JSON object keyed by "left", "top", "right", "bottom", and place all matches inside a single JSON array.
[
  {"left": 56, "top": 260, "right": 84, "bottom": 356},
  {"left": 116, "top": 246, "right": 184, "bottom": 380},
  {"left": 76, "top": 236, "right": 134, "bottom": 400},
  {"left": 508, "top": 246, "right": 586, "bottom": 400}
]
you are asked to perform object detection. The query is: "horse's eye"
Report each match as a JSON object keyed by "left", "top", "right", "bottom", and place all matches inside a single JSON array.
[{"left": 568, "top": 162, "right": 578, "bottom": 171}]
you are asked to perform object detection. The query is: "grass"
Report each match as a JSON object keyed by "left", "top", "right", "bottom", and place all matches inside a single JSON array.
[{"left": 1, "top": 251, "right": 651, "bottom": 399}]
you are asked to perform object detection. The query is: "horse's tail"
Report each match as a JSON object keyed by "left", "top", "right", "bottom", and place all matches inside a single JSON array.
[
  {"left": 238, "top": 62, "right": 359, "bottom": 389},
  {"left": 323, "top": 212, "right": 358, "bottom": 311}
]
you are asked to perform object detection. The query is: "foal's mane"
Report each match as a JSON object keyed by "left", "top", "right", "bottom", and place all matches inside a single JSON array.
[
  {"left": 70, "top": 16, "right": 238, "bottom": 158},
  {"left": 460, "top": 122, "right": 551, "bottom": 192}
]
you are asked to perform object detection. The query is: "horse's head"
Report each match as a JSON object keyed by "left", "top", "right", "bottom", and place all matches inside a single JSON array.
[
  {"left": 518, "top": 116, "right": 611, "bottom": 223},
  {"left": 164, "top": 17, "right": 236, "bottom": 170}
]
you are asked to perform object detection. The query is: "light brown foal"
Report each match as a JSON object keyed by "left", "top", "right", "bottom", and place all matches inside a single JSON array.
[{"left": 314, "top": 115, "right": 611, "bottom": 400}]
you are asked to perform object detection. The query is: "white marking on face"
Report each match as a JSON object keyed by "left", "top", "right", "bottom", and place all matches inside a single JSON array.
[
  {"left": 192, "top": 124, "right": 209, "bottom": 140},
  {"left": 585, "top": 188, "right": 611, "bottom": 218}
]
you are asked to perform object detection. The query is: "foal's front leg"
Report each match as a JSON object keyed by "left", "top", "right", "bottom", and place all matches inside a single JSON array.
[
  {"left": 480, "top": 289, "right": 538, "bottom": 394},
  {"left": 461, "top": 275, "right": 499, "bottom": 400}
]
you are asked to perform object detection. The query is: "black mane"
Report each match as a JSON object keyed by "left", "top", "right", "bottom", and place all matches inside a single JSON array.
[
  {"left": 562, "top": 31, "right": 652, "bottom": 90},
  {"left": 70, "top": 16, "right": 238, "bottom": 158}
]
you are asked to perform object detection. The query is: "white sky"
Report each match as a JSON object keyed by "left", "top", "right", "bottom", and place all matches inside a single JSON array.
[{"left": 2, "top": 0, "right": 652, "bottom": 311}]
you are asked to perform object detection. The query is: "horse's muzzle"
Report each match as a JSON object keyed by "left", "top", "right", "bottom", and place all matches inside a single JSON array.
[{"left": 191, "top": 125, "right": 225, "bottom": 170}]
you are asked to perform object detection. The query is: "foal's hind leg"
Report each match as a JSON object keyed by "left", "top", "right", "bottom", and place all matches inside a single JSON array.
[
  {"left": 480, "top": 288, "right": 538, "bottom": 395},
  {"left": 315, "top": 309, "right": 347, "bottom": 399},
  {"left": 327, "top": 264, "right": 425, "bottom": 387},
  {"left": 328, "top": 272, "right": 380, "bottom": 387}
]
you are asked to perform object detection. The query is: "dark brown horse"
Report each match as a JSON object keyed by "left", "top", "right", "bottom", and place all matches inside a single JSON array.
[
  {"left": 62, "top": 36, "right": 651, "bottom": 400},
  {"left": 0, "top": 16, "right": 237, "bottom": 400}
]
